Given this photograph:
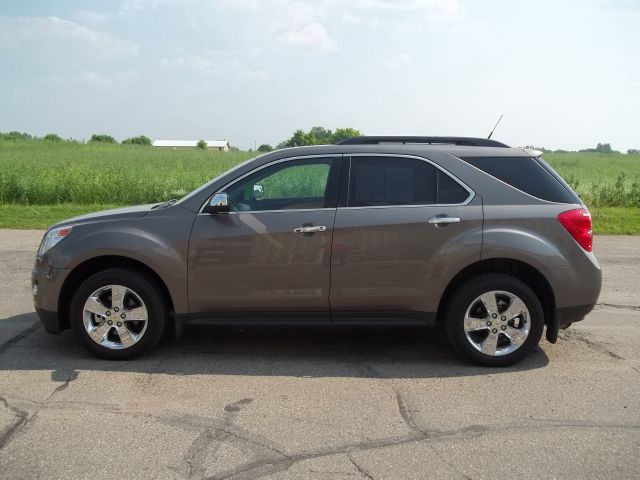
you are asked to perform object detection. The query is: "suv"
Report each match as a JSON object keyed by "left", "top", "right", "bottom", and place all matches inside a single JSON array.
[{"left": 32, "top": 136, "right": 601, "bottom": 366}]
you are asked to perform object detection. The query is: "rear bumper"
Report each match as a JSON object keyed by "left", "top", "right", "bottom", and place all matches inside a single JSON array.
[{"left": 544, "top": 253, "right": 601, "bottom": 343}]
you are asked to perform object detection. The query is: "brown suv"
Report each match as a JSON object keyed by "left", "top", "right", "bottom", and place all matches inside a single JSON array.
[{"left": 32, "top": 137, "right": 601, "bottom": 366}]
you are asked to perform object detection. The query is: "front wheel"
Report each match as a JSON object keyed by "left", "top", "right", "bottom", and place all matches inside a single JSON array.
[
  {"left": 445, "top": 274, "right": 544, "bottom": 367},
  {"left": 70, "top": 268, "right": 168, "bottom": 360}
]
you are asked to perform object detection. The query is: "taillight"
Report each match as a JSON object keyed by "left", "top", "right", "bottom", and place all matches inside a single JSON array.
[{"left": 558, "top": 208, "right": 593, "bottom": 252}]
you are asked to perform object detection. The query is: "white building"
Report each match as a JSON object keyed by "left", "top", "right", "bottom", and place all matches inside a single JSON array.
[{"left": 152, "top": 139, "right": 230, "bottom": 151}]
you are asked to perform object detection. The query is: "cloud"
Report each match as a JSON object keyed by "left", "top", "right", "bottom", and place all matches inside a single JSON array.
[
  {"left": 159, "top": 53, "right": 270, "bottom": 82},
  {"left": 0, "top": 15, "right": 137, "bottom": 55},
  {"left": 71, "top": 10, "right": 112, "bottom": 27},
  {"left": 276, "top": 22, "right": 335, "bottom": 51},
  {"left": 215, "top": 0, "right": 460, "bottom": 49},
  {"left": 119, "top": 0, "right": 178, "bottom": 15},
  {"left": 385, "top": 52, "right": 413, "bottom": 68}
]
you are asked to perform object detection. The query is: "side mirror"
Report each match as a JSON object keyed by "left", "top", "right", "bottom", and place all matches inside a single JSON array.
[
  {"left": 205, "top": 193, "right": 230, "bottom": 214},
  {"left": 253, "top": 184, "right": 264, "bottom": 198}
]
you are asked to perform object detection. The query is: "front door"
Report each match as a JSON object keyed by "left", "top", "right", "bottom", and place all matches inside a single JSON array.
[{"left": 188, "top": 155, "right": 342, "bottom": 321}]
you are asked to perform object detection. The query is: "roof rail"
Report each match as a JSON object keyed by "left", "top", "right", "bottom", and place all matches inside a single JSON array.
[{"left": 336, "top": 136, "right": 509, "bottom": 148}]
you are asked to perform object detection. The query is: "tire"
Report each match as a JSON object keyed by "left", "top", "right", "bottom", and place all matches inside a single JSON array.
[
  {"left": 445, "top": 273, "right": 544, "bottom": 367},
  {"left": 70, "top": 268, "right": 168, "bottom": 360}
]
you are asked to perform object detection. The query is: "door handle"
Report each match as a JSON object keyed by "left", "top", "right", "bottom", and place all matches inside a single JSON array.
[
  {"left": 428, "top": 216, "right": 461, "bottom": 225},
  {"left": 294, "top": 225, "right": 327, "bottom": 234}
]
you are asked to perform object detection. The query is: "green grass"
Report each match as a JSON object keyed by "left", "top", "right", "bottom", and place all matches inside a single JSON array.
[
  {"left": 0, "top": 140, "right": 255, "bottom": 205},
  {"left": 0, "top": 140, "right": 639, "bottom": 233},
  {"left": 0, "top": 204, "right": 636, "bottom": 234},
  {"left": 545, "top": 152, "right": 640, "bottom": 208},
  {"left": 0, "top": 203, "right": 121, "bottom": 229},
  {"left": 590, "top": 207, "right": 640, "bottom": 235}
]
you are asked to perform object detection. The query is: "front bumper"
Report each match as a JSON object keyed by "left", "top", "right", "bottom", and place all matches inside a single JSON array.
[{"left": 32, "top": 256, "right": 71, "bottom": 334}]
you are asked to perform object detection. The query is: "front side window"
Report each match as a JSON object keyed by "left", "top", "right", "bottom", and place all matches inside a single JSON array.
[
  {"left": 348, "top": 156, "right": 469, "bottom": 207},
  {"left": 226, "top": 158, "right": 335, "bottom": 212}
]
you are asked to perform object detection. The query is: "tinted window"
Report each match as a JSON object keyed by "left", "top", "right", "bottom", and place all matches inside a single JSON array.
[
  {"left": 226, "top": 158, "right": 334, "bottom": 212},
  {"left": 437, "top": 170, "right": 470, "bottom": 204},
  {"left": 460, "top": 156, "right": 578, "bottom": 204},
  {"left": 348, "top": 156, "right": 469, "bottom": 207}
]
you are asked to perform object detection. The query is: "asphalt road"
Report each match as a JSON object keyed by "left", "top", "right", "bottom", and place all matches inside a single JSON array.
[{"left": 0, "top": 229, "right": 638, "bottom": 479}]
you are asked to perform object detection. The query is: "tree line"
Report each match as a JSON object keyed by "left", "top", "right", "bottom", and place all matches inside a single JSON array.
[{"left": 2, "top": 130, "right": 638, "bottom": 154}]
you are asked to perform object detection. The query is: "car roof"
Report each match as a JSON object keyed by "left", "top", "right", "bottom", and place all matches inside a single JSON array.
[{"left": 267, "top": 143, "right": 529, "bottom": 158}]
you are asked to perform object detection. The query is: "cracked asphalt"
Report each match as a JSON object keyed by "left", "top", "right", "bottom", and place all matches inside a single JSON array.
[{"left": 0, "top": 229, "right": 639, "bottom": 479}]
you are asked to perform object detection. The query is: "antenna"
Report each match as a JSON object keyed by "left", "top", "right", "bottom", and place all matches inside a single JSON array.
[{"left": 487, "top": 114, "right": 503, "bottom": 139}]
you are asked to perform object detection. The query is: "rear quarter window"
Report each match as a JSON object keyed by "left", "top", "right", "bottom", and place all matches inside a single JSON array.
[{"left": 459, "top": 156, "right": 578, "bottom": 204}]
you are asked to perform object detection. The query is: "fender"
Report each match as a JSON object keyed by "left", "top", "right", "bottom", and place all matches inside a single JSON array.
[
  {"left": 481, "top": 227, "right": 569, "bottom": 271},
  {"left": 47, "top": 215, "right": 193, "bottom": 315}
]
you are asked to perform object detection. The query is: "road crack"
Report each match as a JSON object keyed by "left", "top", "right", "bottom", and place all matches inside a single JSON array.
[
  {"left": 347, "top": 452, "right": 375, "bottom": 479},
  {"left": 595, "top": 303, "right": 640, "bottom": 311}
]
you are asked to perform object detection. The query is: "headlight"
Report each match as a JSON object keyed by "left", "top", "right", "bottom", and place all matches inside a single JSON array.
[{"left": 38, "top": 226, "right": 73, "bottom": 255}]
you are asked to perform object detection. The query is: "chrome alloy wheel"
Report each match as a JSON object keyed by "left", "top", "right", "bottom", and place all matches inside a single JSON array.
[
  {"left": 82, "top": 285, "right": 148, "bottom": 350},
  {"left": 463, "top": 290, "right": 531, "bottom": 356}
]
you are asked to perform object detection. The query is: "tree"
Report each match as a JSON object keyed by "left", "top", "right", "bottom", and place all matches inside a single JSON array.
[
  {"left": 43, "top": 133, "right": 63, "bottom": 142},
  {"left": 197, "top": 139, "right": 207, "bottom": 150},
  {"left": 0, "top": 131, "right": 33, "bottom": 141},
  {"left": 628, "top": 149, "right": 639, "bottom": 155},
  {"left": 331, "top": 127, "right": 361, "bottom": 143},
  {"left": 285, "top": 129, "right": 317, "bottom": 147},
  {"left": 258, "top": 144, "right": 273, "bottom": 152},
  {"left": 595, "top": 143, "right": 613, "bottom": 154},
  {"left": 309, "top": 126, "right": 333, "bottom": 144},
  {"left": 281, "top": 126, "right": 362, "bottom": 147},
  {"left": 90, "top": 134, "right": 117, "bottom": 143},
  {"left": 122, "top": 135, "right": 152, "bottom": 146}
]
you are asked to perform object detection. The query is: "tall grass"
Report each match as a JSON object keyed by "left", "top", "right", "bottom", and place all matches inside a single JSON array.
[
  {"left": 544, "top": 152, "right": 640, "bottom": 207},
  {"left": 1, "top": 140, "right": 639, "bottom": 208},
  {"left": 0, "top": 140, "right": 255, "bottom": 205}
]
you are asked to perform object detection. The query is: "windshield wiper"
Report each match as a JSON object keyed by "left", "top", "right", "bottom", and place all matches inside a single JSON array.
[{"left": 152, "top": 199, "right": 178, "bottom": 209}]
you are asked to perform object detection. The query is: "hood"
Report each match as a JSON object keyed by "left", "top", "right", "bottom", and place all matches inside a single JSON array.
[{"left": 50, "top": 204, "right": 155, "bottom": 229}]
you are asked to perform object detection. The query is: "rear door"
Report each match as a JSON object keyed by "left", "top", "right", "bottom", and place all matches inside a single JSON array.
[
  {"left": 188, "top": 155, "right": 342, "bottom": 321},
  {"left": 330, "top": 154, "right": 483, "bottom": 323}
]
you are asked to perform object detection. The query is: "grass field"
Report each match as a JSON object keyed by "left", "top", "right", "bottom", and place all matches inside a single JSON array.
[
  {"left": 544, "top": 152, "right": 640, "bottom": 208},
  {"left": 0, "top": 140, "right": 639, "bottom": 233}
]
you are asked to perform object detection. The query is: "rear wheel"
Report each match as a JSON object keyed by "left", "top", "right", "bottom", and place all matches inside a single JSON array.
[
  {"left": 70, "top": 268, "right": 168, "bottom": 360},
  {"left": 445, "top": 274, "right": 544, "bottom": 367}
]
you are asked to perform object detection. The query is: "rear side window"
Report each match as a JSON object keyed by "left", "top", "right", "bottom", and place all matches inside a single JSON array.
[
  {"left": 460, "top": 156, "right": 578, "bottom": 204},
  {"left": 348, "top": 156, "right": 470, "bottom": 207}
]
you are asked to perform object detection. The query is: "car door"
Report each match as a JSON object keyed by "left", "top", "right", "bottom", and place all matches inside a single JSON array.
[
  {"left": 330, "top": 154, "right": 483, "bottom": 324},
  {"left": 188, "top": 155, "right": 342, "bottom": 321}
]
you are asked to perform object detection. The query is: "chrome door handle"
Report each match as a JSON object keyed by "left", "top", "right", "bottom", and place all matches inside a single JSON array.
[
  {"left": 294, "top": 225, "right": 327, "bottom": 233},
  {"left": 428, "top": 216, "right": 461, "bottom": 225}
]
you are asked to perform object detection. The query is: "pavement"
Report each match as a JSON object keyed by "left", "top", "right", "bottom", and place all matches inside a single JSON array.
[{"left": 0, "top": 229, "right": 638, "bottom": 479}]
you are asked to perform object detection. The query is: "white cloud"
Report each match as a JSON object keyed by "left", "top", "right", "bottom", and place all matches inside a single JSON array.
[
  {"left": 0, "top": 15, "right": 137, "bottom": 55},
  {"left": 160, "top": 53, "right": 270, "bottom": 82},
  {"left": 119, "top": 0, "right": 178, "bottom": 15},
  {"left": 385, "top": 52, "right": 413, "bottom": 68},
  {"left": 71, "top": 10, "right": 112, "bottom": 27},
  {"left": 76, "top": 70, "right": 115, "bottom": 89},
  {"left": 277, "top": 22, "right": 335, "bottom": 51},
  {"left": 214, "top": 0, "right": 460, "bottom": 49}
]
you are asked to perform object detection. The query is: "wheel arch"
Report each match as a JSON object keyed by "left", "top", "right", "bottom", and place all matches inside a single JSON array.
[
  {"left": 58, "top": 255, "right": 175, "bottom": 333},
  {"left": 437, "top": 258, "right": 555, "bottom": 327}
]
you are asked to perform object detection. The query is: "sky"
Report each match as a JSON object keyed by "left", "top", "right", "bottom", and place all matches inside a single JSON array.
[{"left": 0, "top": 0, "right": 638, "bottom": 151}]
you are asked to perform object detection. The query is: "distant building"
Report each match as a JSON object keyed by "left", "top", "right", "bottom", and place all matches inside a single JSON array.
[{"left": 152, "top": 139, "right": 230, "bottom": 151}]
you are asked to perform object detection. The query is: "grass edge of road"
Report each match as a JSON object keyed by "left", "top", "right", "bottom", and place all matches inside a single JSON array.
[{"left": 1, "top": 204, "right": 639, "bottom": 234}]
